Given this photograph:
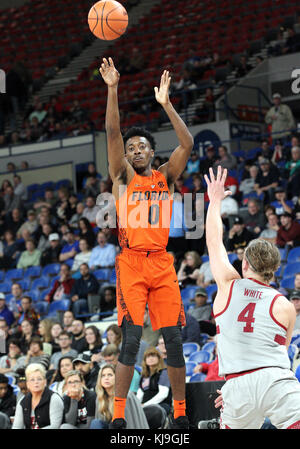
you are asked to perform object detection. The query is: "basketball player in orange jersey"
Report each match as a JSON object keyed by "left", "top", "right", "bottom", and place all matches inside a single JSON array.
[
  {"left": 204, "top": 166, "right": 300, "bottom": 429},
  {"left": 99, "top": 57, "right": 193, "bottom": 429}
]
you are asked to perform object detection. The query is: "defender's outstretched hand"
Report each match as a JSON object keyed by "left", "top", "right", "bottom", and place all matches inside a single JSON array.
[
  {"left": 204, "top": 166, "right": 232, "bottom": 203},
  {"left": 99, "top": 57, "right": 120, "bottom": 87},
  {"left": 154, "top": 70, "right": 171, "bottom": 106}
]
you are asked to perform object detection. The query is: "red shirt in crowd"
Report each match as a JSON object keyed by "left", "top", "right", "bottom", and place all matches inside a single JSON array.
[{"left": 200, "top": 357, "right": 224, "bottom": 381}]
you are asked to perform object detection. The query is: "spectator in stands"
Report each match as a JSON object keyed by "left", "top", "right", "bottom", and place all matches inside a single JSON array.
[
  {"left": 142, "top": 308, "right": 160, "bottom": 348},
  {"left": 239, "top": 165, "right": 259, "bottom": 196},
  {"left": 47, "top": 355, "right": 74, "bottom": 398},
  {"left": 0, "top": 318, "right": 9, "bottom": 355},
  {"left": 177, "top": 250, "right": 202, "bottom": 287},
  {"left": 101, "top": 227, "right": 119, "bottom": 247},
  {"left": 232, "top": 247, "right": 244, "bottom": 277},
  {"left": 289, "top": 290, "right": 300, "bottom": 333},
  {"left": 194, "top": 259, "right": 215, "bottom": 288},
  {"left": 88, "top": 231, "right": 116, "bottom": 270},
  {"left": 29, "top": 101, "right": 47, "bottom": 124},
  {"left": 45, "top": 263, "right": 75, "bottom": 303},
  {"left": 226, "top": 216, "right": 254, "bottom": 252},
  {"left": 126, "top": 47, "right": 146, "bottom": 74},
  {"left": 241, "top": 199, "right": 266, "bottom": 236},
  {"left": 236, "top": 55, "right": 252, "bottom": 78},
  {"left": 82, "top": 197, "right": 99, "bottom": 226},
  {"left": 181, "top": 312, "right": 201, "bottom": 345},
  {"left": 9, "top": 283, "right": 24, "bottom": 318},
  {"left": 188, "top": 288, "right": 212, "bottom": 322},
  {"left": 0, "top": 230, "right": 20, "bottom": 269},
  {"left": 78, "top": 217, "right": 96, "bottom": 248},
  {"left": 282, "top": 27, "right": 300, "bottom": 54},
  {"left": 90, "top": 363, "right": 148, "bottom": 430},
  {"left": 276, "top": 211, "right": 300, "bottom": 248},
  {"left": 192, "top": 88, "right": 215, "bottom": 124},
  {"left": 137, "top": 348, "right": 172, "bottom": 429},
  {"left": 38, "top": 319, "right": 55, "bottom": 355},
  {"left": 5, "top": 208, "right": 24, "bottom": 236},
  {"left": 13, "top": 174, "right": 26, "bottom": 200},
  {"left": 54, "top": 187, "right": 72, "bottom": 223},
  {"left": 84, "top": 325, "right": 103, "bottom": 360},
  {"left": 70, "top": 263, "right": 99, "bottom": 317},
  {"left": 12, "top": 363, "right": 64, "bottom": 429},
  {"left": 49, "top": 322, "right": 63, "bottom": 354},
  {"left": 286, "top": 146, "right": 300, "bottom": 199},
  {"left": 259, "top": 213, "right": 280, "bottom": 244},
  {"left": 193, "top": 340, "right": 224, "bottom": 381},
  {"left": 73, "top": 353, "right": 100, "bottom": 391},
  {"left": 174, "top": 176, "right": 190, "bottom": 197},
  {"left": 214, "top": 145, "right": 237, "bottom": 170},
  {"left": 63, "top": 310, "right": 75, "bottom": 333},
  {"left": 0, "top": 339, "right": 26, "bottom": 379},
  {"left": 265, "top": 93, "right": 295, "bottom": 141},
  {"left": 200, "top": 145, "right": 217, "bottom": 175},
  {"left": 37, "top": 223, "right": 54, "bottom": 252},
  {"left": 69, "top": 202, "right": 85, "bottom": 229},
  {"left": 270, "top": 186, "right": 294, "bottom": 216},
  {"left": 0, "top": 373, "right": 16, "bottom": 429},
  {"left": 23, "top": 336, "right": 51, "bottom": 370},
  {"left": 286, "top": 146, "right": 300, "bottom": 177},
  {"left": 40, "top": 233, "right": 62, "bottom": 267},
  {"left": 49, "top": 331, "right": 78, "bottom": 370},
  {"left": 60, "top": 369, "right": 96, "bottom": 429},
  {"left": 99, "top": 286, "right": 116, "bottom": 317},
  {"left": 186, "top": 151, "right": 200, "bottom": 174},
  {"left": 100, "top": 344, "right": 120, "bottom": 367},
  {"left": 33, "top": 188, "right": 56, "bottom": 213},
  {"left": 254, "top": 158, "right": 279, "bottom": 202},
  {"left": 0, "top": 294, "right": 15, "bottom": 327},
  {"left": 15, "top": 295, "right": 40, "bottom": 331},
  {"left": 70, "top": 320, "right": 88, "bottom": 354},
  {"left": 71, "top": 238, "right": 92, "bottom": 273},
  {"left": 16, "top": 210, "right": 38, "bottom": 239},
  {"left": 106, "top": 324, "right": 122, "bottom": 350},
  {"left": 18, "top": 319, "right": 39, "bottom": 354},
  {"left": 16, "top": 238, "right": 41, "bottom": 269}
]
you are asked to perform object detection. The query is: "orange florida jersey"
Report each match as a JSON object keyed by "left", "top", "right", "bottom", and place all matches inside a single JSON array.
[{"left": 116, "top": 170, "right": 173, "bottom": 251}]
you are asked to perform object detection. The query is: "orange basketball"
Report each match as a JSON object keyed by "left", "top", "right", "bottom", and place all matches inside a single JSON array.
[{"left": 88, "top": 0, "right": 128, "bottom": 40}]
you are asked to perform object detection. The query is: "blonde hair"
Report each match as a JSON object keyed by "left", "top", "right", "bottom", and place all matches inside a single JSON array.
[
  {"left": 25, "top": 363, "right": 46, "bottom": 379},
  {"left": 141, "top": 347, "right": 166, "bottom": 378},
  {"left": 95, "top": 364, "right": 115, "bottom": 422},
  {"left": 40, "top": 319, "right": 54, "bottom": 343},
  {"left": 184, "top": 251, "right": 202, "bottom": 268},
  {"left": 244, "top": 239, "right": 281, "bottom": 283}
]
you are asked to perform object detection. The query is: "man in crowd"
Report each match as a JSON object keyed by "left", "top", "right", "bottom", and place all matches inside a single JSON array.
[
  {"left": 88, "top": 231, "right": 116, "bottom": 270},
  {"left": 289, "top": 289, "right": 300, "bottom": 333},
  {"left": 73, "top": 353, "right": 100, "bottom": 390},
  {"left": 226, "top": 216, "right": 254, "bottom": 252},
  {"left": 70, "top": 263, "right": 99, "bottom": 317},
  {"left": 0, "top": 374, "right": 16, "bottom": 429},
  {"left": 276, "top": 212, "right": 300, "bottom": 248},
  {"left": 254, "top": 158, "right": 279, "bottom": 203},
  {"left": 40, "top": 233, "right": 62, "bottom": 267},
  {"left": 59, "top": 228, "right": 79, "bottom": 265},
  {"left": 82, "top": 196, "right": 99, "bottom": 225},
  {"left": 241, "top": 199, "right": 266, "bottom": 236},
  {"left": 45, "top": 263, "right": 75, "bottom": 303},
  {"left": 63, "top": 310, "right": 75, "bottom": 332},
  {"left": 265, "top": 92, "right": 295, "bottom": 141},
  {"left": 49, "top": 330, "right": 78, "bottom": 369},
  {"left": 0, "top": 294, "right": 15, "bottom": 327},
  {"left": 70, "top": 320, "right": 88, "bottom": 354}
]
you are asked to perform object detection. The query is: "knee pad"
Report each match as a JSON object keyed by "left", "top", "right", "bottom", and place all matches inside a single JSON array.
[
  {"left": 161, "top": 326, "right": 185, "bottom": 368},
  {"left": 118, "top": 318, "right": 142, "bottom": 366}
]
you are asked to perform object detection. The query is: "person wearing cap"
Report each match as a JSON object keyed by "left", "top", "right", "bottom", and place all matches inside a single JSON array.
[
  {"left": 0, "top": 373, "right": 16, "bottom": 429},
  {"left": 265, "top": 93, "right": 295, "bottom": 140},
  {"left": 289, "top": 290, "right": 300, "bottom": 333},
  {"left": 270, "top": 186, "right": 294, "bottom": 216},
  {"left": 0, "top": 294, "right": 15, "bottom": 327},
  {"left": 254, "top": 157, "right": 279, "bottom": 202},
  {"left": 187, "top": 288, "right": 212, "bottom": 323},
  {"left": 276, "top": 211, "right": 300, "bottom": 248},
  {"left": 72, "top": 353, "right": 100, "bottom": 391},
  {"left": 16, "top": 238, "right": 41, "bottom": 269},
  {"left": 40, "top": 232, "right": 62, "bottom": 267},
  {"left": 186, "top": 152, "right": 200, "bottom": 174},
  {"left": 59, "top": 228, "right": 79, "bottom": 265},
  {"left": 227, "top": 216, "right": 255, "bottom": 252},
  {"left": 16, "top": 209, "right": 38, "bottom": 240},
  {"left": 200, "top": 146, "right": 217, "bottom": 175}
]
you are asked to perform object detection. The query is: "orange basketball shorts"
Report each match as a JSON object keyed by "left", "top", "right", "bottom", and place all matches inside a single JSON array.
[{"left": 115, "top": 248, "right": 186, "bottom": 331}]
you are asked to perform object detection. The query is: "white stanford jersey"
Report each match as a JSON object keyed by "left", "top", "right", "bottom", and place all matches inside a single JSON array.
[{"left": 214, "top": 278, "right": 291, "bottom": 377}]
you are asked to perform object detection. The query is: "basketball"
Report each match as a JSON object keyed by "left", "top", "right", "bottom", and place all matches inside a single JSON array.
[{"left": 88, "top": 0, "right": 128, "bottom": 41}]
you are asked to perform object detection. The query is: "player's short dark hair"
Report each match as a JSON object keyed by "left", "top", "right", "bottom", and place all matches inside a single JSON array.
[{"left": 123, "top": 127, "right": 156, "bottom": 151}]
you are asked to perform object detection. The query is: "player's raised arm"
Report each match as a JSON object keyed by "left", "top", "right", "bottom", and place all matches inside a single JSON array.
[
  {"left": 204, "top": 166, "right": 241, "bottom": 287},
  {"left": 155, "top": 70, "right": 194, "bottom": 182},
  {"left": 99, "top": 57, "right": 129, "bottom": 180}
]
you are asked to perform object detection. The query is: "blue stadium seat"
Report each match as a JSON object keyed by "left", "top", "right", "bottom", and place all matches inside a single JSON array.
[
  {"left": 288, "top": 344, "right": 298, "bottom": 368},
  {"left": 42, "top": 263, "right": 61, "bottom": 277},
  {"left": 278, "top": 247, "right": 288, "bottom": 262},
  {"left": 50, "top": 276, "right": 60, "bottom": 287},
  {"left": 28, "top": 289, "right": 42, "bottom": 302},
  {"left": 206, "top": 284, "right": 217, "bottom": 302},
  {"left": 47, "top": 299, "right": 70, "bottom": 317},
  {"left": 185, "top": 361, "right": 197, "bottom": 377},
  {"left": 201, "top": 255, "right": 209, "bottom": 263},
  {"left": 280, "top": 277, "right": 295, "bottom": 289},
  {"left": 34, "top": 302, "right": 49, "bottom": 317},
  {"left": 202, "top": 341, "right": 216, "bottom": 354},
  {"left": 40, "top": 288, "right": 52, "bottom": 301},
  {"left": 199, "top": 333, "right": 210, "bottom": 346},
  {"left": 4, "top": 268, "right": 23, "bottom": 281},
  {"left": 93, "top": 269, "right": 110, "bottom": 281},
  {"left": 110, "top": 269, "right": 116, "bottom": 283},
  {"left": 0, "top": 281, "right": 12, "bottom": 293},
  {"left": 23, "top": 266, "right": 41, "bottom": 280},
  {"left": 31, "top": 277, "right": 49, "bottom": 290},
  {"left": 291, "top": 334, "right": 300, "bottom": 348},
  {"left": 189, "top": 373, "right": 207, "bottom": 382},
  {"left": 189, "top": 350, "right": 211, "bottom": 364},
  {"left": 183, "top": 342, "right": 200, "bottom": 358},
  {"left": 54, "top": 179, "right": 70, "bottom": 190},
  {"left": 18, "top": 279, "right": 32, "bottom": 291},
  {"left": 283, "top": 263, "right": 300, "bottom": 279},
  {"left": 181, "top": 286, "right": 199, "bottom": 301},
  {"left": 287, "top": 247, "right": 300, "bottom": 264},
  {"left": 40, "top": 181, "right": 54, "bottom": 190},
  {"left": 295, "top": 365, "right": 300, "bottom": 382},
  {"left": 0, "top": 271, "right": 4, "bottom": 282}
]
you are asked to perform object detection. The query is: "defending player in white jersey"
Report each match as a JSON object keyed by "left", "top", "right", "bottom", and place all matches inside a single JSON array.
[{"left": 204, "top": 165, "right": 300, "bottom": 429}]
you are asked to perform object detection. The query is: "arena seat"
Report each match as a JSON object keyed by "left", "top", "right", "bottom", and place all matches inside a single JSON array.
[
  {"left": 287, "top": 247, "right": 300, "bottom": 264},
  {"left": 47, "top": 299, "right": 70, "bottom": 318},
  {"left": 189, "top": 373, "right": 207, "bottom": 382},
  {"left": 280, "top": 277, "right": 295, "bottom": 289},
  {"left": 202, "top": 341, "right": 216, "bottom": 354},
  {"left": 189, "top": 350, "right": 211, "bottom": 364},
  {"left": 185, "top": 361, "right": 198, "bottom": 377},
  {"left": 282, "top": 263, "right": 300, "bottom": 279},
  {"left": 295, "top": 365, "right": 300, "bottom": 382},
  {"left": 34, "top": 302, "right": 49, "bottom": 317},
  {"left": 183, "top": 342, "right": 200, "bottom": 359}
]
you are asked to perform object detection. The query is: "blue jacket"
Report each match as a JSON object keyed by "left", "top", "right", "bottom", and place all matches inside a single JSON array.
[{"left": 70, "top": 274, "right": 99, "bottom": 299}]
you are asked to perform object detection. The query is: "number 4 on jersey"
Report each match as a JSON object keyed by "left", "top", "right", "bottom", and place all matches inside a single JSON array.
[{"left": 238, "top": 303, "right": 256, "bottom": 332}]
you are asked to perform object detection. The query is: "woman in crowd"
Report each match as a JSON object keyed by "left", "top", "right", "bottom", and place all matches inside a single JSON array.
[
  {"left": 137, "top": 348, "right": 172, "bottom": 429},
  {"left": 78, "top": 217, "right": 96, "bottom": 248},
  {"left": 12, "top": 363, "right": 64, "bottom": 429},
  {"left": 60, "top": 370, "right": 96, "bottom": 429},
  {"left": 19, "top": 319, "right": 38, "bottom": 354},
  {"left": 38, "top": 319, "right": 54, "bottom": 355},
  {"left": 0, "top": 230, "right": 20, "bottom": 269},
  {"left": 71, "top": 238, "right": 92, "bottom": 273},
  {"left": 50, "top": 322, "right": 63, "bottom": 354},
  {"left": 105, "top": 324, "right": 122, "bottom": 349},
  {"left": 85, "top": 325, "right": 103, "bottom": 360},
  {"left": 177, "top": 250, "right": 202, "bottom": 287},
  {"left": 48, "top": 356, "right": 75, "bottom": 397},
  {"left": 90, "top": 364, "right": 148, "bottom": 429}
]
